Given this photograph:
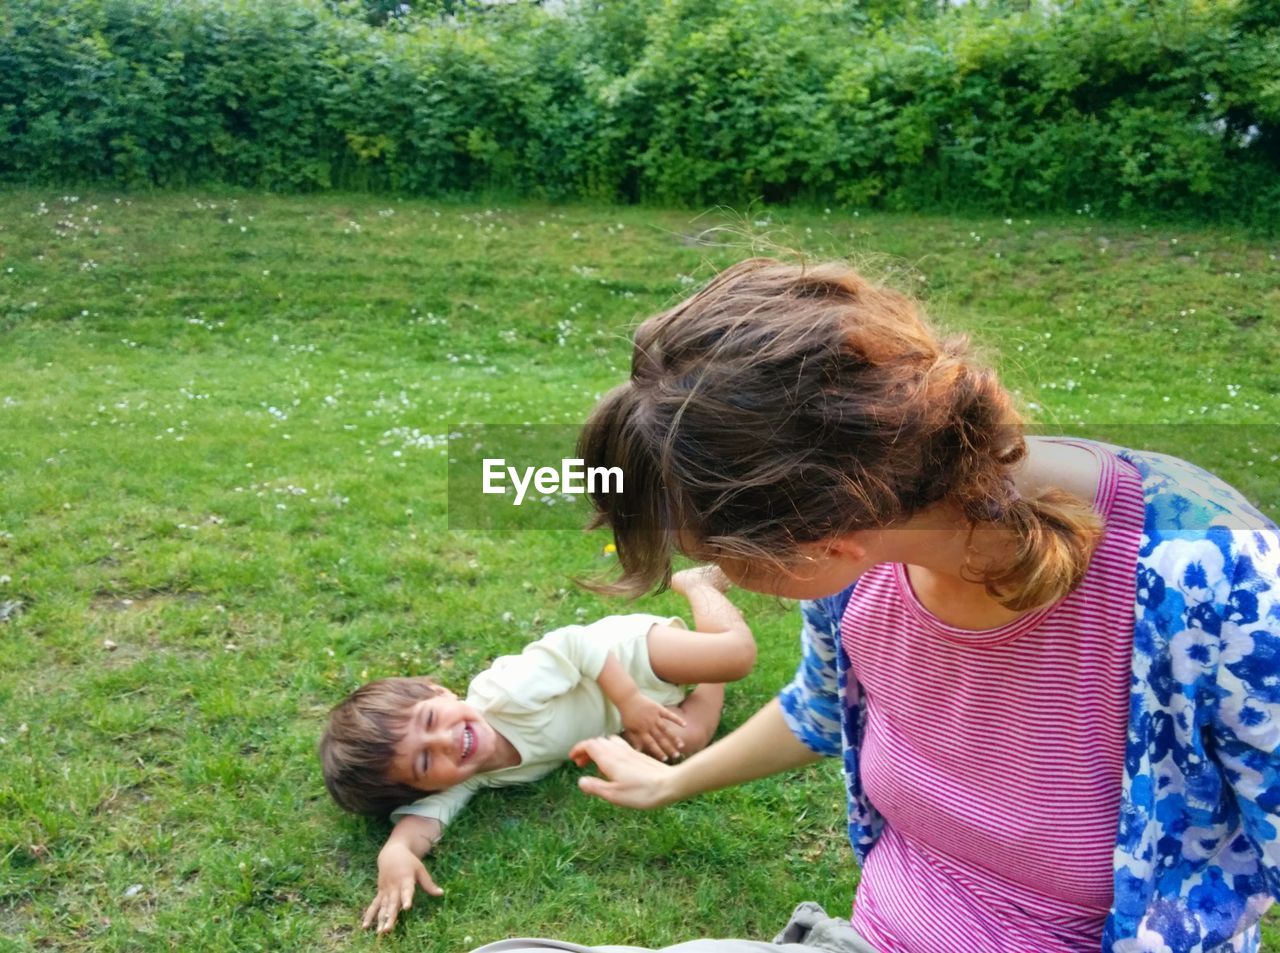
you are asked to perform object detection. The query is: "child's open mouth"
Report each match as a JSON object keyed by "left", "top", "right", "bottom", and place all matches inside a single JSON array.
[{"left": 461, "top": 724, "right": 475, "bottom": 761}]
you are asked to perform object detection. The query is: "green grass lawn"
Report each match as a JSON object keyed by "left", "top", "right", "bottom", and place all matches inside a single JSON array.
[{"left": 1, "top": 191, "right": 1277, "bottom": 951}]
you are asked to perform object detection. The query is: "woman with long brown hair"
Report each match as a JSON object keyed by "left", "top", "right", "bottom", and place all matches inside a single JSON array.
[{"left": 482, "top": 259, "right": 1280, "bottom": 953}]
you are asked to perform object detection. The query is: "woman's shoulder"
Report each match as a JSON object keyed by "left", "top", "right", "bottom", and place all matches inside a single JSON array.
[
  {"left": 1106, "top": 443, "right": 1275, "bottom": 532},
  {"left": 1047, "top": 441, "right": 1278, "bottom": 571},
  {"left": 800, "top": 585, "right": 857, "bottom": 634},
  {"left": 1100, "top": 444, "right": 1280, "bottom": 678}
]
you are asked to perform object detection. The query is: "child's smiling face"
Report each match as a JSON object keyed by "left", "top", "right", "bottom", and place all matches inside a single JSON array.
[{"left": 384, "top": 689, "right": 503, "bottom": 792}]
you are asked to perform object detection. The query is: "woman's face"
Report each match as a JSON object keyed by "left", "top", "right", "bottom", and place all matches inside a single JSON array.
[{"left": 709, "top": 536, "right": 876, "bottom": 600}]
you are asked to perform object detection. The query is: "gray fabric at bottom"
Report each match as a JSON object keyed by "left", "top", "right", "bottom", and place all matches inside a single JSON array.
[
  {"left": 465, "top": 902, "right": 880, "bottom": 953},
  {"left": 771, "top": 901, "right": 879, "bottom": 953}
]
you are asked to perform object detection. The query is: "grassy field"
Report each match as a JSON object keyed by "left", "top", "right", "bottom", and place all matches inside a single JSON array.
[{"left": 1, "top": 191, "right": 1277, "bottom": 952}]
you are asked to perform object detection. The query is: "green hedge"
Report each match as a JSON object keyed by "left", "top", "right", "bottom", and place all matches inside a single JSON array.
[{"left": 2, "top": 0, "right": 1277, "bottom": 227}]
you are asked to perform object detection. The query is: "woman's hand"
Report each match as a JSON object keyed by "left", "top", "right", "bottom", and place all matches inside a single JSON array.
[
  {"left": 576, "top": 701, "right": 821, "bottom": 812},
  {"left": 570, "top": 735, "right": 683, "bottom": 809}
]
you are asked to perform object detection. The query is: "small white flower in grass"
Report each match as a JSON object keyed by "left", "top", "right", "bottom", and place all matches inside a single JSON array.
[{"left": 123, "top": 884, "right": 143, "bottom": 898}]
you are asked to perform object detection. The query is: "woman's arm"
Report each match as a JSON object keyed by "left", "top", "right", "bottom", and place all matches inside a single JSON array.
[
  {"left": 570, "top": 696, "right": 821, "bottom": 809},
  {"left": 1212, "top": 529, "right": 1280, "bottom": 901}
]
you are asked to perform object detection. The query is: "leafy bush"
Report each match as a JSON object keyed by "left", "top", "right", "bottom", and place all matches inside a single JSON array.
[{"left": 1, "top": 0, "right": 1276, "bottom": 228}]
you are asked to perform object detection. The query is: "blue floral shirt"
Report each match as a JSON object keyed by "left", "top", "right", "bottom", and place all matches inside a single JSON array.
[{"left": 778, "top": 446, "right": 1280, "bottom": 953}]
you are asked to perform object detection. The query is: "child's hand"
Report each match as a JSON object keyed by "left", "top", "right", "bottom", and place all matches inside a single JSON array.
[
  {"left": 670, "top": 565, "right": 731, "bottom": 595},
  {"left": 363, "top": 843, "right": 442, "bottom": 934},
  {"left": 617, "top": 692, "right": 686, "bottom": 761}
]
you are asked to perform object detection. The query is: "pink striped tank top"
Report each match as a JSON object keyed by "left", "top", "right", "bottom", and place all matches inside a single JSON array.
[{"left": 843, "top": 441, "right": 1144, "bottom": 953}]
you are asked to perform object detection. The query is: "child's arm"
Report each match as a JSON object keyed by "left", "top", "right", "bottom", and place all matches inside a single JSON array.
[
  {"left": 596, "top": 652, "right": 687, "bottom": 761},
  {"left": 362, "top": 814, "right": 443, "bottom": 935},
  {"left": 597, "top": 567, "right": 754, "bottom": 759}
]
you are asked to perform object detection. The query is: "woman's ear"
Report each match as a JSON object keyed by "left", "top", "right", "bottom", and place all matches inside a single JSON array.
[{"left": 817, "top": 534, "right": 868, "bottom": 565}]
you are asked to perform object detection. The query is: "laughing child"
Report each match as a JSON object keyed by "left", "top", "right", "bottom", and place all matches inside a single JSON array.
[{"left": 319, "top": 567, "right": 755, "bottom": 934}]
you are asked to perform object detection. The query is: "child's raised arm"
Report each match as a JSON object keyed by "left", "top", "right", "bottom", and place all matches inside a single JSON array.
[{"left": 362, "top": 814, "right": 443, "bottom": 935}]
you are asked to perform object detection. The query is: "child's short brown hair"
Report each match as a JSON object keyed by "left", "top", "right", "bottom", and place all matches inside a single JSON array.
[{"left": 320, "top": 676, "right": 444, "bottom": 817}]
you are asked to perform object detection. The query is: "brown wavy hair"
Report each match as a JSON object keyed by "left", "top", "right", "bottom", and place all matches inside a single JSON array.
[
  {"left": 319, "top": 676, "right": 443, "bottom": 817},
  {"left": 578, "top": 258, "right": 1102, "bottom": 610}
]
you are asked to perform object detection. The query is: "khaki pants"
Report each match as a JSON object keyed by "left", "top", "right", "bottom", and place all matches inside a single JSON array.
[{"left": 467, "top": 903, "right": 881, "bottom": 953}]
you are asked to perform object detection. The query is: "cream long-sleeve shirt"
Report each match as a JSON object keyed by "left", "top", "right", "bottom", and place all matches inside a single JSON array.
[{"left": 389, "top": 613, "right": 685, "bottom": 832}]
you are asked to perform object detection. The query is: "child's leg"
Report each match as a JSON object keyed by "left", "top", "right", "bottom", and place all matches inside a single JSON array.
[
  {"left": 632, "top": 621, "right": 751, "bottom": 758},
  {"left": 668, "top": 683, "right": 724, "bottom": 755},
  {"left": 644, "top": 622, "right": 756, "bottom": 686}
]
